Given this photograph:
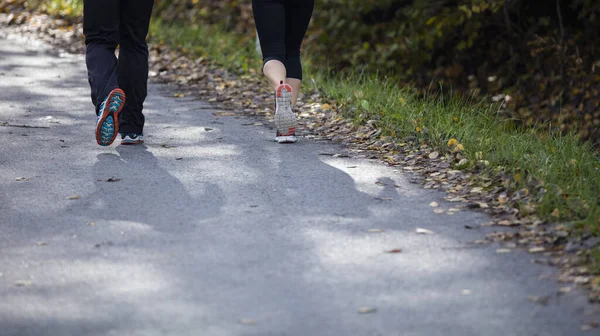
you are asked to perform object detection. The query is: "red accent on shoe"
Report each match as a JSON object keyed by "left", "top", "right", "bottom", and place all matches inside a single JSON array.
[
  {"left": 95, "top": 88, "right": 126, "bottom": 146},
  {"left": 276, "top": 83, "right": 293, "bottom": 98}
]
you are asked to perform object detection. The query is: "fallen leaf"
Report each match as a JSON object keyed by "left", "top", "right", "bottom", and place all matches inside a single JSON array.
[
  {"left": 160, "top": 144, "right": 177, "bottom": 148},
  {"left": 36, "top": 242, "right": 47, "bottom": 246},
  {"left": 15, "top": 280, "right": 32, "bottom": 287},
  {"left": 66, "top": 195, "right": 80, "bottom": 200},
  {"left": 15, "top": 177, "right": 29, "bottom": 181},
  {"left": 175, "top": 157, "right": 183, "bottom": 160},
  {"left": 174, "top": 93, "right": 185, "bottom": 98},
  {"left": 496, "top": 248, "right": 512, "bottom": 253},
  {"left": 368, "top": 229, "right": 384, "bottom": 233},
  {"left": 457, "top": 158, "right": 469, "bottom": 166},
  {"left": 478, "top": 202, "right": 489, "bottom": 208},
  {"left": 470, "top": 187, "right": 483, "bottom": 194},
  {"left": 580, "top": 322, "right": 598, "bottom": 331},
  {"left": 416, "top": 228, "right": 434, "bottom": 234},
  {"left": 559, "top": 287, "right": 572, "bottom": 293},
  {"left": 429, "top": 202, "right": 439, "bottom": 207},
  {"left": 429, "top": 151, "right": 440, "bottom": 159},
  {"left": 497, "top": 220, "right": 520, "bottom": 227},
  {"left": 529, "top": 247, "right": 546, "bottom": 253},
  {"left": 87, "top": 222, "right": 96, "bottom": 226},
  {"left": 551, "top": 208, "right": 561, "bottom": 218},
  {"left": 213, "top": 111, "right": 236, "bottom": 116},
  {"left": 434, "top": 208, "right": 445, "bottom": 214},
  {"left": 464, "top": 225, "right": 475, "bottom": 229},
  {"left": 581, "top": 325, "right": 594, "bottom": 332},
  {"left": 106, "top": 177, "right": 121, "bottom": 182},
  {"left": 385, "top": 249, "right": 402, "bottom": 253},
  {"left": 374, "top": 197, "right": 393, "bottom": 201},
  {"left": 238, "top": 318, "right": 256, "bottom": 326},
  {"left": 357, "top": 307, "right": 377, "bottom": 314},
  {"left": 453, "top": 144, "right": 465, "bottom": 152},
  {"left": 528, "top": 295, "right": 550, "bottom": 305}
]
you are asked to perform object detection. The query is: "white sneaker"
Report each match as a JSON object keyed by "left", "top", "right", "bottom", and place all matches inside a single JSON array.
[{"left": 274, "top": 81, "right": 297, "bottom": 144}]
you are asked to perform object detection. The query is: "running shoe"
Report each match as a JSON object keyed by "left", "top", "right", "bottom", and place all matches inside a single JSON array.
[
  {"left": 96, "top": 88, "right": 126, "bottom": 146},
  {"left": 120, "top": 132, "right": 144, "bottom": 145},
  {"left": 274, "top": 81, "right": 297, "bottom": 143}
]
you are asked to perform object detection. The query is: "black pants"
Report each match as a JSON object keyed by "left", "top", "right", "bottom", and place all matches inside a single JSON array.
[
  {"left": 83, "top": 0, "right": 154, "bottom": 134},
  {"left": 252, "top": 0, "right": 315, "bottom": 80}
]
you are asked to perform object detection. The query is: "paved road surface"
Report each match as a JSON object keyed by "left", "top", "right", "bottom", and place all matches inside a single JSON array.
[{"left": 0, "top": 29, "right": 598, "bottom": 336}]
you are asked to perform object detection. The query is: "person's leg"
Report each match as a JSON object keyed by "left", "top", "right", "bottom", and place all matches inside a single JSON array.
[
  {"left": 117, "top": 0, "right": 154, "bottom": 138},
  {"left": 84, "top": 0, "right": 126, "bottom": 146},
  {"left": 83, "top": 0, "right": 120, "bottom": 114},
  {"left": 284, "top": 0, "right": 315, "bottom": 108},
  {"left": 252, "top": 0, "right": 287, "bottom": 89}
]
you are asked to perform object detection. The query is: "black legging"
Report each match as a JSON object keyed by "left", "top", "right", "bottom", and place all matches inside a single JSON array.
[{"left": 252, "top": 0, "right": 315, "bottom": 81}]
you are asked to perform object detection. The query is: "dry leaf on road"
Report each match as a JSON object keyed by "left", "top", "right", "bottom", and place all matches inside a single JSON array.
[
  {"left": 528, "top": 295, "right": 550, "bottom": 305},
  {"left": 15, "top": 280, "right": 32, "bottom": 287},
  {"left": 357, "top": 307, "right": 377, "bottom": 314},
  {"left": 238, "top": 318, "right": 256, "bottom": 326},
  {"left": 416, "top": 228, "right": 434, "bottom": 234}
]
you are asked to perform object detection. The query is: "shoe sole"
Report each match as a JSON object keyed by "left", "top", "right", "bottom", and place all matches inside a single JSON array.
[
  {"left": 121, "top": 139, "right": 144, "bottom": 145},
  {"left": 274, "top": 83, "right": 297, "bottom": 142},
  {"left": 96, "top": 88, "right": 126, "bottom": 146}
]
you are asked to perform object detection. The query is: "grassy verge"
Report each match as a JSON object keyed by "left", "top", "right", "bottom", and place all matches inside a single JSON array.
[{"left": 31, "top": 1, "right": 600, "bottom": 244}]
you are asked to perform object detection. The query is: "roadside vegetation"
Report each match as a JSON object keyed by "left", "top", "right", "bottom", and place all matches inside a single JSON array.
[{"left": 5, "top": 0, "right": 599, "bottom": 273}]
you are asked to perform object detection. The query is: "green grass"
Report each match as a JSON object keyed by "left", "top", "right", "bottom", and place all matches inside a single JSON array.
[
  {"left": 149, "top": 19, "right": 261, "bottom": 75},
  {"left": 311, "top": 71, "right": 600, "bottom": 230},
  {"left": 27, "top": 1, "right": 600, "bottom": 238}
]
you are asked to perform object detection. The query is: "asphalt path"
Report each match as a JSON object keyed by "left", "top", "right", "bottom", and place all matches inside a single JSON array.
[{"left": 0, "top": 29, "right": 598, "bottom": 336}]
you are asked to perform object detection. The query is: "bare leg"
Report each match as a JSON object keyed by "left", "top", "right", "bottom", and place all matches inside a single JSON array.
[
  {"left": 286, "top": 78, "right": 302, "bottom": 109},
  {"left": 263, "top": 60, "right": 287, "bottom": 89}
]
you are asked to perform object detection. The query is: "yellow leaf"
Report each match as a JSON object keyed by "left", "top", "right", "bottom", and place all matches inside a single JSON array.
[
  {"left": 551, "top": 208, "right": 561, "bottom": 218},
  {"left": 321, "top": 103, "right": 331, "bottom": 110},
  {"left": 447, "top": 138, "right": 458, "bottom": 147},
  {"left": 452, "top": 144, "right": 464, "bottom": 153},
  {"left": 174, "top": 93, "right": 185, "bottom": 98},
  {"left": 514, "top": 173, "right": 522, "bottom": 182}
]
